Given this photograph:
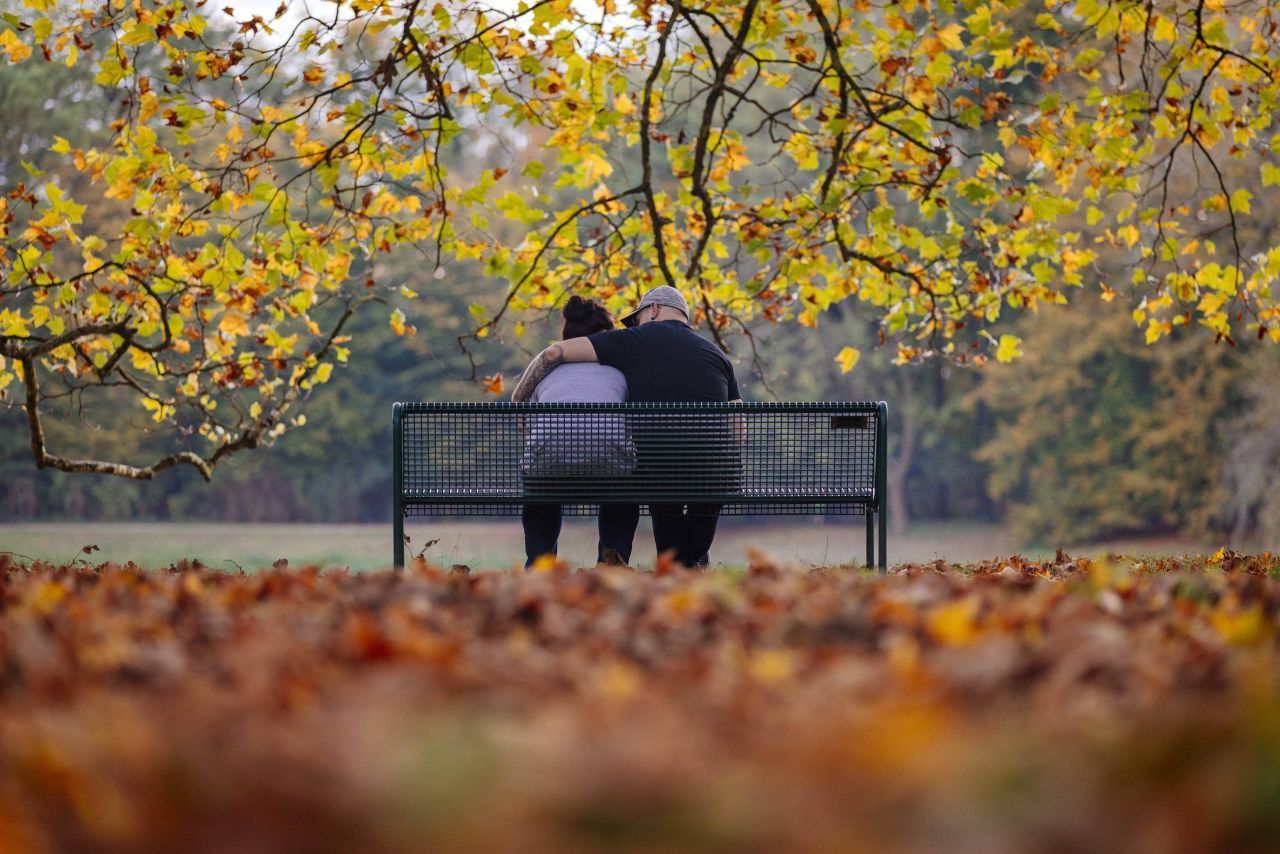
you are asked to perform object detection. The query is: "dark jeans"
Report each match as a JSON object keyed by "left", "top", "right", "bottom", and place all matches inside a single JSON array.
[
  {"left": 522, "top": 503, "right": 640, "bottom": 566},
  {"left": 650, "top": 503, "right": 722, "bottom": 568}
]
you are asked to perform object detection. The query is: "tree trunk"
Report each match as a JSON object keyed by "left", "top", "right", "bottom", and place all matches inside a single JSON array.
[{"left": 889, "top": 378, "right": 915, "bottom": 538}]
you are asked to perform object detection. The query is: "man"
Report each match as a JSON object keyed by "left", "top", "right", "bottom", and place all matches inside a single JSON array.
[{"left": 512, "top": 286, "right": 742, "bottom": 567}]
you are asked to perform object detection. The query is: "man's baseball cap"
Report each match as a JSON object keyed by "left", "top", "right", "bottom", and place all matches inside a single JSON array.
[{"left": 620, "top": 285, "right": 690, "bottom": 328}]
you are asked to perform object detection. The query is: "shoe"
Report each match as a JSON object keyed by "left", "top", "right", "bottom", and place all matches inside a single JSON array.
[
  {"left": 684, "top": 553, "right": 710, "bottom": 569},
  {"left": 599, "top": 548, "right": 628, "bottom": 567}
]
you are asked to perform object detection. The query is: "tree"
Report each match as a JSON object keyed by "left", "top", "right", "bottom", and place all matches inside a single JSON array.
[
  {"left": 971, "top": 291, "right": 1241, "bottom": 546},
  {"left": 743, "top": 306, "right": 995, "bottom": 534},
  {"left": 2, "top": 0, "right": 1279, "bottom": 480},
  {"left": 1219, "top": 346, "right": 1280, "bottom": 547}
]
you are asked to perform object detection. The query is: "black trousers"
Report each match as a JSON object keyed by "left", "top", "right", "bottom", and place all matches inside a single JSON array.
[
  {"left": 650, "top": 503, "right": 722, "bottom": 568},
  {"left": 522, "top": 503, "right": 640, "bottom": 566}
]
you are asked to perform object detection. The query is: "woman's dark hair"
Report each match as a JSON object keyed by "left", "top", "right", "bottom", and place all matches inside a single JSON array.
[{"left": 562, "top": 295, "right": 615, "bottom": 339}]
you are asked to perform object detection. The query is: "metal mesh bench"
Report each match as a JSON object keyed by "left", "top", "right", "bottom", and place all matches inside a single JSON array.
[{"left": 392, "top": 401, "right": 888, "bottom": 571}]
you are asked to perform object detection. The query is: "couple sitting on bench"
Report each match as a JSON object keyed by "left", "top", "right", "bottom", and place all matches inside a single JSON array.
[{"left": 511, "top": 286, "right": 742, "bottom": 569}]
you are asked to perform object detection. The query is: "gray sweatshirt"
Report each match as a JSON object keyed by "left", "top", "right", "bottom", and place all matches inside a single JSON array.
[{"left": 523, "top": 363, "right": 634, "bottom": 476}]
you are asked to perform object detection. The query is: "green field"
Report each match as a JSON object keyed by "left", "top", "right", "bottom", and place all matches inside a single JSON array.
[{"left": 0, "top": 520, "right": 1240, "bottom": 572}]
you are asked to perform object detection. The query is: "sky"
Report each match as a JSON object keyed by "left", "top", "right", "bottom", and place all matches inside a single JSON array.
[{"left": 215, "top": 0, "right": 599, "bottom": 26}]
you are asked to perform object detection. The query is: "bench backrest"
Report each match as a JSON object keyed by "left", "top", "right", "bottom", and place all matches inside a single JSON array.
[
  {"left": 392, "top": 402, "right": 889, "bottom": 571},
  {"left": 393, "top": 402, "right": 886, "bottom": 516}
]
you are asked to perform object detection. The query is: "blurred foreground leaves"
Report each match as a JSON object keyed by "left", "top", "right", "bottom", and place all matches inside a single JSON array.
[{"left": 3, "top": 553, "right": 1280, "bottom": 852}]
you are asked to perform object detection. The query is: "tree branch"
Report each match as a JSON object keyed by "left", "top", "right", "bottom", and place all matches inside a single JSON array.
[
  {"left": 15, "top": 295, "right": 379, "bottom": 482},
  {"left": 639, "top": 8, "right": 679, "bottom": 291}
]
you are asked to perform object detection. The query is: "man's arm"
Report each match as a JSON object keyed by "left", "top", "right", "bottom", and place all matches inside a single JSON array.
[
  {"left": 510, "top": 337, "right": 598, "bottom": 402},
  {"left": 728, "top": 398, "right": 746, "bottom": 443}
]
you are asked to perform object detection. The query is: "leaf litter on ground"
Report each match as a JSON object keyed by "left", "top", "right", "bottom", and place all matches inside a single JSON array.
[{"left": 1, "top": 548, "right": 1279, "bottom": 852}]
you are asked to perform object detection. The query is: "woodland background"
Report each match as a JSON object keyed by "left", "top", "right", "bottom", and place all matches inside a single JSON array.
[{"left": 1, "top": 8, "right": 1278, "bottom": 551}]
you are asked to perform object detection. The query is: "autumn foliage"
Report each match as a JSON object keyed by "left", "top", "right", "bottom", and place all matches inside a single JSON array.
[
  {"left": 3, "top": 0, "right": 1280, "bottom": 477},
  {"left": 3, "top": 552, "right": 1280, "bottom": 851}
]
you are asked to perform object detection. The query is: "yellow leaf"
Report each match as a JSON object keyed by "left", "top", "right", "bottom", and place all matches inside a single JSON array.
[
  {"left": 835, "top": 346, "right": 861, "bottom": 373},
  {"left": 139, "top": 91, "right": 158, "bottom": 123},
  {"left": 530, "top": 553, "right": 566, "bottom": 572},
  {"left": 580, "top": 147, "right": 613, "bottom": 182},
  {"left": 0, "top": 29, "right": 33, "bottom": 63},
  {"left": 783, "top": 132, "right": 819, "bottom": 170},
  {"left": 87, "top": 291, "right": 111, "bottom": 318},
  {"left": 218, "top": 312, "right": 250, "bottom": 338},
  {"left": 721, "top": 141, "right": 750, "bottom": 171},
  {"left": 995, "top": 334, "right": 1022, "bottom": 363},
  {"left": 1116, "top": 224, "right": 1140, "bottom": 247},
  {"left": 935, "top": 23, "right": 964, "bottom": 50},
  {"left": 927, "top": 597, "right": 980, "bottom": 645},
  {"left": 748, "top": 649, "right": 794, "bottom": 684},
  {"left": 1, "top": 310, "right": 29, "bottom": 336},
  {"left": 27, "top": 580, "right": 67, "bottom": 615},
  {"left": 1211, "top": 604, "right": 1268, "bottom": 646},
  {"left": 1230, "top": 188, "right": 1252, "bottom": 215}
]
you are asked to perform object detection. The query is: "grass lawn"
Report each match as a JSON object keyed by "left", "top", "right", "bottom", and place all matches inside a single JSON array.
[{"left": 0, "top": 518, "right": 1243, "bottom": 571}]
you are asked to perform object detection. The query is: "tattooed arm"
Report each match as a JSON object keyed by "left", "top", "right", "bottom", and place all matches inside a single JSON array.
[
  {"left": 729, "top": 399, "right": 746, "bottom": 444},
  {"left": 511, "top": 337, "right": 598, "bottom": 402}
]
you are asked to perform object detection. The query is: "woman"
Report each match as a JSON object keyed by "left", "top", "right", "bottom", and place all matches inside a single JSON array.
[{"left": 521, "top": 296, "right": 639, "bottom": 566}]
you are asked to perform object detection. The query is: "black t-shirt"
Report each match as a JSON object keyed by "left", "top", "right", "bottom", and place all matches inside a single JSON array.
[{"left": 588, "top": 320, "right": 740, "bottom": 402}]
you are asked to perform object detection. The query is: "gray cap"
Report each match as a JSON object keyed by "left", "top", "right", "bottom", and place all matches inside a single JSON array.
[{"left": 620, "top": 285, "right": 690, "bottom": 328}]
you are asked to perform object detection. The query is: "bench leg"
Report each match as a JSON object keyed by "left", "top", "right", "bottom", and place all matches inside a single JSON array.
[
  {"left": 878, "top": 503, "right": 887, "bottom": 575},
  {"left": 392, "top": 402, "right": 405, "bottom": 570},
  {"left": 393, "top": 511, "right": 404, "bottom": 569},
  {"left": 865, "top": 510, "right": 874, "bottom": 570}
]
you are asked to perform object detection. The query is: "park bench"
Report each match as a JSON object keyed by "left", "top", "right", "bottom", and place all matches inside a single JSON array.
[{"left": 392, "top": 401, "right": 888, "bottom": 572}]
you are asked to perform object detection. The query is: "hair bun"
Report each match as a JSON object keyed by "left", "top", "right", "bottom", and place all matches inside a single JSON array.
[
  {"left": 563, "top": 295, "right": 593, "bottom": 319},
  {"left": 560, "top": 294, "right": 614, "bottom": 338}
]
